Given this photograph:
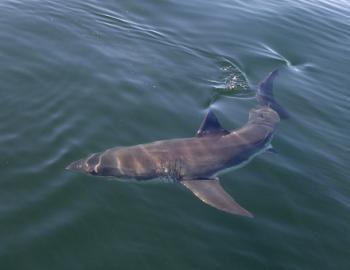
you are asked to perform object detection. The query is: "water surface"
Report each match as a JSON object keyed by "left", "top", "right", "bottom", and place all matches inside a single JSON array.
[{"left": 1, "top": 0, "right": 350, "bottom": 269}]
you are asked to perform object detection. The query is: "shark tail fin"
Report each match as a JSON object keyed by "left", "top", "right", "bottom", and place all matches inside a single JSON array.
[{"left": 257, "top": 69, "right": 289, "bottom": 119}]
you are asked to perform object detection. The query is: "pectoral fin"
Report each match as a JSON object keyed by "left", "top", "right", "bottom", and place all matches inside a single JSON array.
[{"left": 181, "top": 179, "right": 253, "bottom": 217}]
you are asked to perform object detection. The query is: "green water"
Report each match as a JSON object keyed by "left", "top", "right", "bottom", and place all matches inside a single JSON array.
[{"left": 1, "top": 0, "right": 349, "bottom": 269}]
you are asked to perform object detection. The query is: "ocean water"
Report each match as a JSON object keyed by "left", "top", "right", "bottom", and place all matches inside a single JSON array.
[{"left": 1, "top": 0, "right": 349, "bottom": 269}]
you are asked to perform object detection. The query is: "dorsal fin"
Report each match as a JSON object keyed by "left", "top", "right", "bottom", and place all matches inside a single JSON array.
[{"left": 196, "top": 110, "right": 229, "bottom": 137}]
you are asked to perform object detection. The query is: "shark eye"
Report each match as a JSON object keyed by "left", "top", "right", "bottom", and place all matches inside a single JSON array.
[{"left": 87, "top": 154, "right": 99, "bottom": 167}]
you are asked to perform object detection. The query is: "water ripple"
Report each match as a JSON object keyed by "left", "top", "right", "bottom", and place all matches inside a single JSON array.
[{"left": 1, "top": 0, "right": 350, "bottom": 269}]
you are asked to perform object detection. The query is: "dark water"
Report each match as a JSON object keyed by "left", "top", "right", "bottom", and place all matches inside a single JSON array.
[{"left": 1, "top": 0, "right": 350, "bottom": 269}]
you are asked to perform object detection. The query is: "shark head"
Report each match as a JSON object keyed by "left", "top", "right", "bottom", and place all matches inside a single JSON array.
[
  {"left": 66, "top": 151, "right": 124, "bottom": 177},
  {"left": 66, "top": 153, "right": 101, "bottom": 175}
]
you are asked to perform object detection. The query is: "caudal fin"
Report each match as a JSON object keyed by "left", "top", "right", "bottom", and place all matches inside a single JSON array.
[{"left": 257, "top": 69, "right": 289, "bottom": 119}]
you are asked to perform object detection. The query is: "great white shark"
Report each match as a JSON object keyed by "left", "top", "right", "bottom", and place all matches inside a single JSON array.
[{"left": 66, "top": 69, "right": 288, "bottom": 217}]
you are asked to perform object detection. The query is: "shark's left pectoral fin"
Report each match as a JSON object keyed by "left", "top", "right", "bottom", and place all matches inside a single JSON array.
[{"left": 181, "top": 179, "right": 253, "bottom": 217}]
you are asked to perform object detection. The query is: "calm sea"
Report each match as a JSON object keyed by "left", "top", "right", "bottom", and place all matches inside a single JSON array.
[{"left": 1, "top": 0, "right": 349, "bottom": 269}]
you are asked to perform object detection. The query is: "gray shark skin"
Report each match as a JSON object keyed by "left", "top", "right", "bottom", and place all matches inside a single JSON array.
[{"left": 66, "top": 69, "right": 288, "bottom": 217}]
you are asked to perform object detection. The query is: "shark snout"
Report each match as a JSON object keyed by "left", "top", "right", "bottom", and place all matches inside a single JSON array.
[{"left": 66, "top": 159, "right": 87, "bottom": 172}]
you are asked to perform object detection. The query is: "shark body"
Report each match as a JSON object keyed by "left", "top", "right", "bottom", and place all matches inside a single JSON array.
[{"left": 67, "top": 69, "right": 288, "bottom": 217}]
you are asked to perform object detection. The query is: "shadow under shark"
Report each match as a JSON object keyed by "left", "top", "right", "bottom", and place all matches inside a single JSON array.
[{"left": 66, "top": 69, "right": 288, "bottom": 217}]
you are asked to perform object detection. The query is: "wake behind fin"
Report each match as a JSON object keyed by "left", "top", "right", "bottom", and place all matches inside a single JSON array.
[
  {"left": 266, "top": 144, "right": 278, "bottom": 154},
  {"left": 257, "top": 69, "right": 289, "bottom": 119},
  {"left": 181, "top": 179, "right": 253, "bottom": 217},
  {"left": 196, "top": 110, "right": 229, "bottom": 137}
]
